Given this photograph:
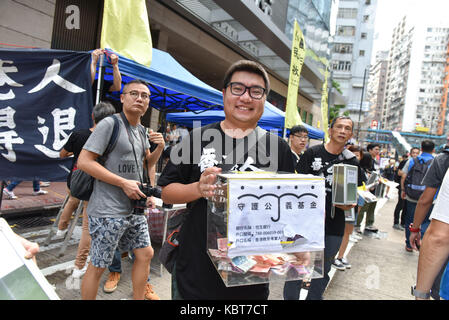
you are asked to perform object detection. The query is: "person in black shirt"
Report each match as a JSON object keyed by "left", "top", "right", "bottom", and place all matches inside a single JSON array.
[
  {"left": 158, "top": 60, "right": 294, "bottom": 299},
  {"left": 284, "top": 116, "right": 362, "bottom": 300},
  {"left": 289, "top": 124, "right": 309, "bottom": 172}
]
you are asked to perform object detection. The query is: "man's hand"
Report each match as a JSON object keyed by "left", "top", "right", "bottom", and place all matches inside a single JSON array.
[
  {"left": 148, "top": 130, "right": 165, "bottom": 147},
  {"left": 18, "top": 236, "right": 39, "bottom": 263},
  {"left": 198, "top": 167, "right": 222, "bottom": 199},
  {"left": 410, "top": 231, "right": 421, "bottom": 251},
  {"left": 91, "top": 49, "right": 103, "bottom": 63},
  {"left": 146, "top": 196, "right": 156, "bottom": 209},
  {"left": 120, "top": 179, "right": 146, "bottom": 200},
  {"left": 292, "top": 252, "right": 311, "bottom": 266},
  {"left": 110, "top": 53, "right": 119, "bottom": 66},
  {"left": 401, "top": 190, "right": 406, "bottom": 199},
  {"left": 335, "top": 203, "right": 356, "bottom": 211}
]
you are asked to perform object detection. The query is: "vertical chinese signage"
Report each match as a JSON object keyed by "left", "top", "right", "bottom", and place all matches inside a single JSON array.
[
  {"left": 0, "top": 49, "right": 93, "bottom": 181},
  {"left": 284, "top": 20, "right": 306, "bottom": 130}
]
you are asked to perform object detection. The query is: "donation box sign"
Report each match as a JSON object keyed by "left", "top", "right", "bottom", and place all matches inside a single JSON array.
[{"left": 215, "top": 173, "right": 326, "bottom": 258}]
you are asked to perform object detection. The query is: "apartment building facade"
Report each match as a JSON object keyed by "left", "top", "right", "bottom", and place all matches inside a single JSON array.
[
  {"left": 366, "top": 50, "right": 388, "bottom": 129},
  {"left": 382, "top": 15, "right": 449, "bottom": 135},
  {"left": 330, "top": 0, "right": 377, "bottom": 131}
]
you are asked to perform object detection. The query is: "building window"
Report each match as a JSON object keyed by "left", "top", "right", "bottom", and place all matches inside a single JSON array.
[
  {"left": 360, "top": 50, "right": 365, "bottom": 56},
  {"left": 338, "top": 8, "right": 358, "bottom": 19},
  {"left": 337, "top": 26, "right": 356, "bottom": 36},
  {"left": 333, "top": 43, "right": 353, "bottom": 53},
  {"left": 363, "top": 15, "right": 369, "bottom": 22},
  {"left": 366, "top": 0, "right": 371, "bottom": 4},
  {"left": 361, "top": 32, "right": 367, "bottom": 39}
]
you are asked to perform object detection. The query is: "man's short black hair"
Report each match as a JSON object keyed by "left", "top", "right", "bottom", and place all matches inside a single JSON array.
[
  {"left": 330, "top": 116, "right": 354, "bottom": 132},
  {"left": 123, "top": 79, "right": 149, "bottom": 92},
  {"left": 223, "top": 60, "right": 270, "bottom": 95},
  {"left": 367, "top": 143, "right": 380, "bottom": 151},
  {"left": 421, "top": 140, "right": 435, "bottom": 153},
  {"left": 290, "top": 125, "right": 308, "bottom": 136}
]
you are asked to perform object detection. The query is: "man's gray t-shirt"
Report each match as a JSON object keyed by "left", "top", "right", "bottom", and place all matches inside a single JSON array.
[{"left": 83, "top": 115, "right": 149, "bottom": 218}]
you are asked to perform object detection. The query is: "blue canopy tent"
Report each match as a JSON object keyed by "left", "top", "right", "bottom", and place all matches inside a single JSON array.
[
  {"left": 100, "top": 48, "right": 324, "bottom": 139},
  {"left": 101, "top": 48, "right": 223, "bottom": 112},
  {"left": 166, "top": 109, "right": 325, "bottom": 140}
]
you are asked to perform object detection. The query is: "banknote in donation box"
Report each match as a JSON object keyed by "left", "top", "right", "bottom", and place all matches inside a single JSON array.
[{"left": 206, "top": 172, "right": 325, "bottom": 287}]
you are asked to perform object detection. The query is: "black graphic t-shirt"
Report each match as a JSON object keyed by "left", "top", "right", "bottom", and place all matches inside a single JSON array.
[
  {"left": 158, "top": 122, "right": 294, "bottom": 299},
  {"left": 297, "top": 144, "right": 362, "bottom": 236}
]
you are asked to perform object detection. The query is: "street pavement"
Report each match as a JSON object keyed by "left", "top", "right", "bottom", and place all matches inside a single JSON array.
[{"left": 1, "top": 181, "right": 419, "bottom": 300}]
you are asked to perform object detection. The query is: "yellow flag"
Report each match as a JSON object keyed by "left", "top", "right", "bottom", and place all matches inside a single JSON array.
[
  {"left": 101, "top": 0, "right": 152, "bottom": 67},
  {"left": 284, "top": 20, "right": 306, "bottom": 129},
  {"left": 320, "top": 67, "right": 330, "bottom": 142}
]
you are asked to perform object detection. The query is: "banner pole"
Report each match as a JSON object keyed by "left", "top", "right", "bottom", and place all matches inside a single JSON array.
[{"left": 95, "top": 54, "right": 105, "bottom": 105}]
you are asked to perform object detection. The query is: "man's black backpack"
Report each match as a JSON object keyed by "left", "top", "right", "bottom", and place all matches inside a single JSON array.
[{"left": 404, "top": 156, "right": 433, "bottom": 200}]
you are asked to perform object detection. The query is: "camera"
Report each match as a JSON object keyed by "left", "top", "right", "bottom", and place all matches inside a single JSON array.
[{"left": 132, "top": 184, "right": 162, "bottom": 215}]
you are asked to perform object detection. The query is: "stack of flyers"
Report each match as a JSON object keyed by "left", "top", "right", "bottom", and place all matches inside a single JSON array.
[{"left": 231, "top": 256, "right": 257, "bottom": 273}]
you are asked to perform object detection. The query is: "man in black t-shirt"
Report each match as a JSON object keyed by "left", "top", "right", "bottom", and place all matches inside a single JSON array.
[
  {"left": 158, "top": 60, "right": 294, "bottom": 299},
  {"left": 284, "top": 116, "right": 362, "bottom": 300}
]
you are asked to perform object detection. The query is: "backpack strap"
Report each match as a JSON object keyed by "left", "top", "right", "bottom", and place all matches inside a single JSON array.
[{"left": 103, "top": 114, "right": 120, "bottom": 157}]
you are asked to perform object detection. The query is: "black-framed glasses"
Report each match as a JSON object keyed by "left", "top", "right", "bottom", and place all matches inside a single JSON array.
[
  {"left": 292, "top": 134, "right": 309, "bottom": 140},
  {"left": 123, "top": 91, "right": 150, "bottom": 100},
  {"left": 226, "top": 82, "right": 266, "bottom": 100}
]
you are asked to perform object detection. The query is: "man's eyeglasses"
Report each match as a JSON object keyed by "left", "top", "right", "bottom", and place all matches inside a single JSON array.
[
  {"left": 226, "top": 82, "right": 266, "bottom": 100},
  {"left": 123, "top": 91, "right": 150, "bottom": 100},
  {"left": 292, "top": 134, "right": 309, "bottom": 140}
]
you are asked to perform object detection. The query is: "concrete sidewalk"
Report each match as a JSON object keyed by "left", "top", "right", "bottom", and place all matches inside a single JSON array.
[
  {"left": 0, "top": 181, "right": 67, "bottom": 215},
  {"left": 323, "top": 195, "right": 418, "bottom": 300}
]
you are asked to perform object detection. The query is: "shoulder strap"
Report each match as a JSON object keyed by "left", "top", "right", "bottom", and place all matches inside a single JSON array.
[{"left": 103, "top": 114, "right": 119, "bottom": 157}]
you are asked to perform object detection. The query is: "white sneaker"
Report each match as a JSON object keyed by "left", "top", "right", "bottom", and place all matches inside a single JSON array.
[
  {"left": 3, "top": 188, "right": 18, "bottom": 199},
  {"left": 349, "top": 235, "right": 359, "bottom": 243},
  {"left": 351, "top": 232, "right": 363, "bottom": 240},
  {"left": 33, "top": 190, "right": 48, "bottom": 196},
  {"left": 72, "top": 265, "right": 87, "bottom": 278},
  {"left": 40, "top": 181, "right": 51, "bottom": 187},
  {"left": 55, "top": 229, "right": 68, "bottom": 238}
]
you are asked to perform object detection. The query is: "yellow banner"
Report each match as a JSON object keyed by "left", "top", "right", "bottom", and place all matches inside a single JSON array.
[
  {"left": 284, "top": 20, "right": 306, "bottom": 129},
  {"left": 101, "top": 0, "right": 152, "bottom": 67},
  {"left": 320, "top": 67, "right": 330, "bottom": 142}
]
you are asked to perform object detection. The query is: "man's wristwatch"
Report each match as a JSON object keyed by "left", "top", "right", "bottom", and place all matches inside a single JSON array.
[{"left": 411, "top": 285, "right": 431, "bottom": 299}]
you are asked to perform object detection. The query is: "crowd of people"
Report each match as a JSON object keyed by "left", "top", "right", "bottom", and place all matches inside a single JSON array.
[{"left": 4, "top": 52, "right": 448, "bottom": 301}]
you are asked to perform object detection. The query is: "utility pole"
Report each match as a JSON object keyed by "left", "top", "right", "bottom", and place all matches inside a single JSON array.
[{"left": 357, "top": 67, "right": 368, "bottom": 142}]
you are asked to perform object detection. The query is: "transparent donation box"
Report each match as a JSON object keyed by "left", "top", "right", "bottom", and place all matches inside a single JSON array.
[{"left": 207, "top": 173, "right": 325, "bottom": 287}]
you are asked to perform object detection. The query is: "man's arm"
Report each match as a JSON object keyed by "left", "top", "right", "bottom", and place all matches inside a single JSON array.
[
  {"left": 410, "top": 187, "right": 437, "bottom": 250},
  {"left": 415, "top": 219, "right": 449, "bottom": 298},
  {"left": 77, "top": 149, "right": 145, "bottom": 200},
  {"left": 108, "top": 53, "right": 122, "bottom": 92},
  {"left": 60, "top": 148, "right": 73, "bottom": 158},
  {"left": 161, "top": 167, "right": 221, "bottom": 204},
  {"left": 145, "top": 130, "right": 165, "bottom": 169},
  {"left": 90, "top": 49, "right": 102, "bottom": 85}
]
